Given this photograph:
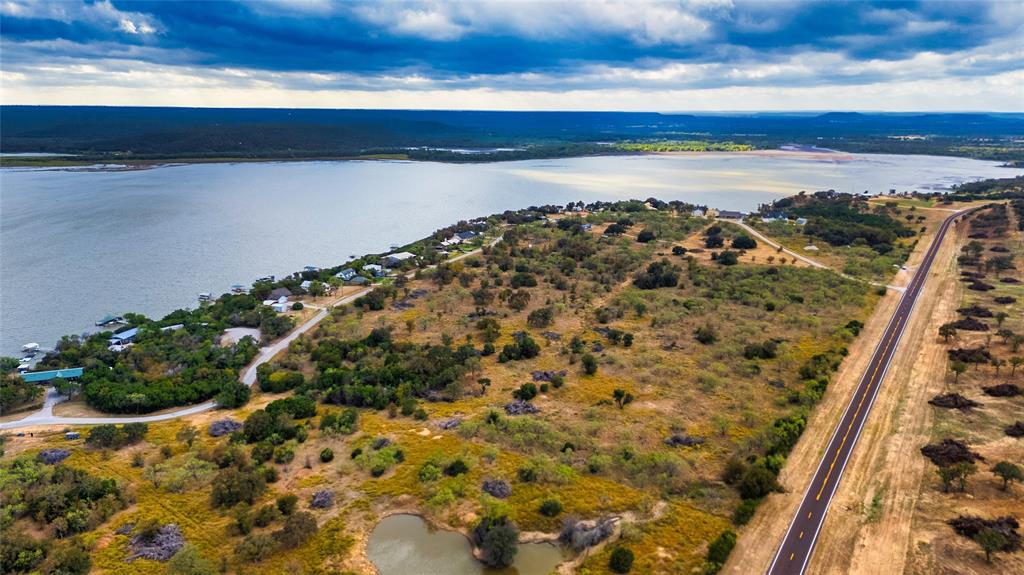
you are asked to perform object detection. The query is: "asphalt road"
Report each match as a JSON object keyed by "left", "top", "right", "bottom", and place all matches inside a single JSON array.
[{"left": 765, "top": 208, "right": 970, "bottom": 575}]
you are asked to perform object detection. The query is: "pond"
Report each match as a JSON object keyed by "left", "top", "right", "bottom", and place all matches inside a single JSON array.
[{"left": 367, "top": 514, "right": 569, "bottom": 575}]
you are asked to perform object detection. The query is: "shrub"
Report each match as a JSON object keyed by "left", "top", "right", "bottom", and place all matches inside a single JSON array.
[
  {"left": 707, "top": 530, "right": 737, "bottom": 565},
  {"left": 633, "top": 259, "right": 680, "bottom": 289},
  {"left": 694, "top": 325, "right": 718, "bottom": 345},
  {"left": 527, "top": 307, "right": 555, "bottom": 328},
  {"left": 582, "top": 354, "right": 598, "bottom": 375},
  {"left": 274, "top": 512, "right": 318, "bottom": 549},
  {"left": 291, "top": 302, "right": 304, "bottom": 311},
  {"left": 738, "top": 465, "right": 779, "bottom": 499},
  {"left": 472, "top": 516, "right": 519, "bottom": 568},
  {"left": 609, "top": 546, "right": 635, "bottom": 573},
  {"left": 319, "top": 448, "right": 334, "bottom": 463},
  {"left": 211, "top": 468, "right": 266, "bottom": 508},
  {"left": 445, "top": 459, "right": 469, "bottom": 477},
  {"left": 539, "top": 499, "right": 563, "bottom": 517},
  {"left": 637, "top": 230, "right": 656, "bottom": 243},
  {"left": 234, "top": 534, "right": 274, "bottom": 563},
  {"left": 252, "top": 504, "right": 280, "bottom": 528},
  {"left": 732, "top": 235, "right": 757, "bottom": 249},
  {"left": 705, "top": 235, "right": 724, "bottom": 248},
  {"left": 733, "top": 498, "right": 760, "bottom": 525},
  {"left": 276, "top": 494, "right": 298, "bottom": 515},
  {"left": 419, "top": 462, "right": 442, "bottom": 483},
  {"left": 513, "top": 383, "right": 538, "bottom": 401}
]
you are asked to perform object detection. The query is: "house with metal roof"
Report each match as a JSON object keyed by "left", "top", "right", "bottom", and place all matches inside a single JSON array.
[
  {"left": 383, "top": 252, "right": 416, "bottom": 266},
  {"left": 21, "top": 367, "right": 84, "bottom": 384},
  {"left": 109, "top": 327, "right": 139, "bottom": 345},
  {"left": 335, "top": 268, "right": 357, "bottom": 281}
]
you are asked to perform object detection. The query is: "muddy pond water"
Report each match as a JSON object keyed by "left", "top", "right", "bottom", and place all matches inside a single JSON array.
[{"left": 367, "top": 514, "right": 569, "bottom": 575}]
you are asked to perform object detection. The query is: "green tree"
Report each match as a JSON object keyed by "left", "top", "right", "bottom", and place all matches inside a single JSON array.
[
  {"left": 1010, "top": 356, "right": 1024, "bottom": 376},
  {"left": 612, "top": 388, "right": 634, "bottom": 409},
  {"left": 52, "top": 377, "right": 80, "bottom": 399},
  {"left": 472, "top": 516, "right": 518, "bottom": 568},
  {"left": 992, "top": 461, "right": 1023, "bottom": 491},
  {"left": 949, "top": 361, "right": 968, "bottom": 383},
  {"left": 938, "top": 323, "right": 958, "bottom": 343},
  {"left": 974, "top": 527, "right": 1008, "bottom": 564},
  {"left": 176, "top": 424, "right": 198, "bottom": 449}
]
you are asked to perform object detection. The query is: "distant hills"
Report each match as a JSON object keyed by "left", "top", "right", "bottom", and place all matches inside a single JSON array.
[{"left": 2, "top": 106, "right": 1022, "bottom": 162}]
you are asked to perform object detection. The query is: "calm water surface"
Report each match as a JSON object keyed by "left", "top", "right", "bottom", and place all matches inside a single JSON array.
[
  {"left": 1, "top": 153, "right": 1019, "bottom": 355},
  {"left": 367, "top": 514, "right": 568, "bottom": 575}
]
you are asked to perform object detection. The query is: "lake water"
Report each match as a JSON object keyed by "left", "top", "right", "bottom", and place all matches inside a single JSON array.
[
  {"left": 367, "top": 514, "right": 568, "bottom": 575},
  {"left": 1, "top": 153, "right": 1019, "bottom": 355}
]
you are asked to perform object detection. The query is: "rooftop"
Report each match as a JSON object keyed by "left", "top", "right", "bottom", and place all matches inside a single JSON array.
[{"left": 21, "top": 367, "right": 84, "bottom": 383}]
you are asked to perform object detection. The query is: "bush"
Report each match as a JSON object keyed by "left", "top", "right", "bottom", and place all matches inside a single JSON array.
[
  {"left": 291, "top": 302, "right": 304, "bottom": 311},
  {"left": 732, "top": 235, "right": 757, "bottom": 249},
  {"left": 707, "top": 530, "right": 737, "bottom": 565},
  {"left": 472, "top": 516, "right": 519, "bottom": 568},
  {"left": 633, "top": 259, "right": 679, "bottom": 289},
  {"left": 210, "top": 468, "right": 266, "bottom": 508},
  {"left": 215, "top": 379, "right": 251, "bottom": 409},
  {"left": 527, "top": 307, "right": 555, "bottom": 328},
  {"left": 717, "top": 250, "right": 739, "bottom": 266},
  {"left": 274, "top": 512, "right": 318, "bottom": 549},
  {"left": 513, "top": 383, "right": 538, "bottom": 401},
  {"left": 85, "top": 423, "right": 148, "bottom": 449},
  {"left": 319, "top": 448, "right": 334, "bottom": 463},
  {"left": 738, "top": 465, "right": 779, "bottom": 499},
  {"left": 445, "top": 459, "right": 469, "bottom": 477},
  {"left": 609, "top": 546, "right": 635, "bottom": 573},
  {"left": 539, "top": 499, "right": 563, "bottom": 517},
  {"left": 636, "top": 230, "right": 656, "bottom": 243},
  {"left": 253, "top": 504, "right": 280, "bottom": 528},
  {"left": 276, "top": 494, "right": 298, "bottom": 516},
  {"left": 733, "top": 498, "right": 760, "bottom": 525},
  {"left": 705, "top": 235, "right": 724, "bottom": 248},
  {"left": 234, "top": 534, "right": 274, "bottom": 563},
  {"left": 582, "top": 354, "right": 598, "bottom": 375},
  {"left": 694, "top": 325, "right": 717, "bottom": 345}
]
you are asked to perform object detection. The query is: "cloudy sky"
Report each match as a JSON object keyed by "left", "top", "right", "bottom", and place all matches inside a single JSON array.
[{"left": 1, "top": 0, "right": 1021, "bottom": 111}]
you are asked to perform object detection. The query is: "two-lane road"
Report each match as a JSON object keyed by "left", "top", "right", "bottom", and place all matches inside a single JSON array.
[{"left": 766, "top": 208, "right": 973, "bottom": 575}]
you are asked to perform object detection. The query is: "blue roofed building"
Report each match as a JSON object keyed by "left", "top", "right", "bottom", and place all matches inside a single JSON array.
[{"left": 21, "top": 367, "right": 84, "bottom": 384}]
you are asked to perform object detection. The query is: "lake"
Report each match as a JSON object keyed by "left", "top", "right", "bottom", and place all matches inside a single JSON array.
[{"left": 1, "top": 152, "right": 1019, "bottom": 355}]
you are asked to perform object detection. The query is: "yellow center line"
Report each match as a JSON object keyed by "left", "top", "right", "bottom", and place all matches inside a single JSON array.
[
  {"left": 816, "top": 315, "right": 904, "bottom": 501},
  {"left": 789, "top": 552, "right": 795, "bottom": 561},
  {"left": 799, "top": 531, "right": 804, "bottom": 539}
]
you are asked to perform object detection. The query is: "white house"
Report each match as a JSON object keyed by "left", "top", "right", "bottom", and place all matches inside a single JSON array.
[
  {"left": 383, "top": 252, "right": 416, "bottom": 266},
  {"left": 795, "top": 217, "right": 808, "bottom": 226},
  {"left": 363, "top": 264, "right": 386, "bottom": 277}
]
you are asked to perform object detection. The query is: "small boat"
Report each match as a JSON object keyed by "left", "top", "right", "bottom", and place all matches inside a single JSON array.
[
  {"left": 255, "top": 275, "right": 275, "bottom": 283},
  {"left": 230, "top": 284, "right": 247, "bottom": 293},
  {"left": 198, "top": 292, "right": 213, "bottom": 302},
  {"left": 21, "top": 342, "right": 40, "bottom": 354},
  {"left": 95, "top": 315, "right": 125, "bottom": 327}
]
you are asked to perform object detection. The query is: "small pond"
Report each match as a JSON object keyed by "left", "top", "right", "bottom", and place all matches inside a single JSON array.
[{"left": 367, "top": 514, "right": 569, "bottom": 575}]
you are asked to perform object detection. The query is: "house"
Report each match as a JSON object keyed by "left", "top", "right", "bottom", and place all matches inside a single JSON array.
[
  {"left": 717, "top": 210, "right": 746, "bottom": 219},
  {"left": 300, "top": 280, "right": 312, "bottom": 290},
  {"left": 363, "top": 264, "right": 386, "bottom": 277},
  {"left": 349, "top": 276, "right": 370, "bottom": 285},
  {"left": 335, "top": 268, "right": 357, "bottom": 281},
  {"left": 161, "top": 324, "right": 185, "bottom": 332},
  {"left": 455, "top": 230, "right": 477, "bottom": 242},
  {"left": 271, "top": 301, "right": 290, "bottom": 313},
  {"left": 795, "top": 217, "right": 808, "bottom": 226},
  {"left": 109, "top": 327, "right": 139, "bottom": 346},
  {"left": 21, "top": 367, "right": 84, "bottom": 384},
  {"left": 269, "top": 287, "right": 293, "bottom": 300},
  {"left": 383, "top": 251, "right": 416, "bottom": 266},
  {"left": 440, "top": 235, "right": 462, "bottom": 247}
]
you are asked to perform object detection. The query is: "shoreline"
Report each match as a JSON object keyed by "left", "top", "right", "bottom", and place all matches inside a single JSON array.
[{"left": 1, "top": 147, "right": 1019, "bottom": 172}]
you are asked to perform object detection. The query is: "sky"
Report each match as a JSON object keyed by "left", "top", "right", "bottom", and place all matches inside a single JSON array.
[{"left": 1, "top": 0, "right": 1021, "bottom": 111}]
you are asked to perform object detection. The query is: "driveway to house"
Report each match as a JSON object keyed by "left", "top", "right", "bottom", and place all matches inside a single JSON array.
[{"left": 0, "top": 237, "right": 500, "bottom": 430}]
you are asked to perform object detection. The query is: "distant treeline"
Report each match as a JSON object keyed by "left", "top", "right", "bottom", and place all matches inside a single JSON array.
[{"left": 2, "top": 106, "right": 1022, "bottom": 163}]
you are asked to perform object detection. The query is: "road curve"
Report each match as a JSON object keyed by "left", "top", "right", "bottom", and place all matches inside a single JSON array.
[
  {"left": 1, "top": 238, "right": 498, "bottom": 430},
  {"left": 765, "top": 208, "right": 973, "bottom": 575}
]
